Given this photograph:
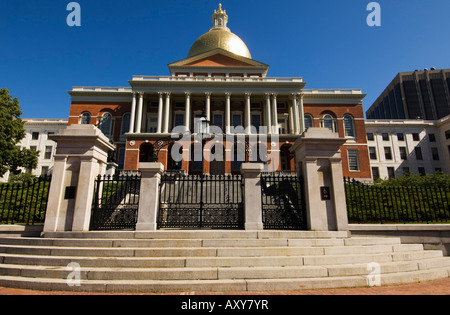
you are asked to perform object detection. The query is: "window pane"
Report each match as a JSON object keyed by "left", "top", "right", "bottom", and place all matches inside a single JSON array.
[
  {"left": 304, "top": 115, "right": 313, "bottom": 130},
  {"left": 344, "top": 115, "right": 355, "bottom": 137},
  {"left": 348, "top": 149, "right": 359, "bottom": 171}
]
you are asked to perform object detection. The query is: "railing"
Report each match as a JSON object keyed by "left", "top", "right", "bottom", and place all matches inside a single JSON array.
[
  {"left": 0, "top": 176, "right": 52, "bottom": 225},
  {"left": 344, "top": 177, "right": 450, "bottom": 224},
  {"left": 261, "top": 173, "right": 307, "bottom": 230},
  {"left": 131, "top": 76, "right": 304, "bottom": 83},
  {"left": 158, "top": 173, "right": 244, "bottom": 229},
  {"left": 90, "top": 174, "right": 141, "bottom": 231}
]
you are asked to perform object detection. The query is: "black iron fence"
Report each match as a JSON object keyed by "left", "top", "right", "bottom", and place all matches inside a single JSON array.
[
  {"left": 158, "top": 173, "right": 244, "bottom": 229},
  {"left": 344, "top": 177, "right": 450, "bottom": 224},
  {"left": 90, "top": 174, "right": 141, "bottom": 230},
  {"left": 261, "top": 172, "right": 307, "bottom": 230},
  {"left": 0, "top": 175, "right": 52, "bottom": 225}
]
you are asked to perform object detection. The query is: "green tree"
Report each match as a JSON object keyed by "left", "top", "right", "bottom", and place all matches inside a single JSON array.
[{"left": 0, "top": 88, "right": 38, "bottom": 176}]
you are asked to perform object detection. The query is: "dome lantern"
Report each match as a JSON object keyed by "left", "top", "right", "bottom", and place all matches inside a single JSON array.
[{"left": 187, "top": 4, "right": 252, "bottom": 59}]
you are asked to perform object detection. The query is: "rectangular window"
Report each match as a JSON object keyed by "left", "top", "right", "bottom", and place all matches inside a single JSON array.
[
  {"left": 415, "top": 147, "right": 423, "bottom": 160},
  {"left": 403, "top": 167, "right": 410, "bottom": 175},
  {"left": 44, "top": 146, "right": 53, "bottom": 160},
  {"left": 384, "top": 147, "right": 392, "bottom": 160},
  {"left": 232, "top": 114, "right": 242, "bottom": 128},
  {"left": 148, "top": 116, "right": 158, "bottom": 133},
  {"left": 387, "top": 167, "right": 396, "bottom": 179},
  {"left": 366, "top": 133, "right": 374, "bottom": 141},
  {"left": 32, "top": 132, "right": 39, "bottom": 140},
  {"left": 30, "top": 146, "right": 37, "bottom": 152},
  {"left": 382, "top": 133, "right": 389, "bottom": 141},
  {"left": 251, "top": 114, "right": 261, "bottom": 133},
  {"left": 278, "top": 118, "right": 287, "bottom": 135},
  {"left": 399, "top": 147, "right": 408, "bottom": 160},
  {"left": 431, "top": 147, "right": 440, "bottom": 161},
  {"left": 348, "top": 149, "right": 359, "bottom": 171},
  {"left": 412, "top": 133, "right": 420, "bottom": 141},
  {"left": 397, "top": 133, "right": 405, "bottom": 141},
  {"left": 429, "top": 134, "right": 436, "bottom": 142},
  {"left": 174, "top": 113, "right": 185, "bottom": 128},
  {"left": 118, "top": 148, "right": 125, "bottom": 170},
  {"left": 212, "top": 114, "right": 223, "bottom": 130},
  {"left": 369, "top": 147, "right": 377, "bottom": 160},
  {"left": 372, "top": 167, "right": 380, "bottom": 181},
  {"left": 418, "top": 167, "right": 426, "bottom": 176}
]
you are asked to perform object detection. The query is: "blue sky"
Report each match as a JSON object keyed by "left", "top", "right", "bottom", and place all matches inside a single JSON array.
[{"left": 1, "top": 0, "right": 449, "bottom": 118}]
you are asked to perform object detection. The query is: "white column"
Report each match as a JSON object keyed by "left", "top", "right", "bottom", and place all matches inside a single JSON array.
[
  {"left": 163, "top": 92, "right": 171, "bottom": 133},
  {"left": 135, "top": 92, "right": 144, "bottom": 133},
  {"left": 205, "top": 92, "right": 211, "bottom": 121},
  {"left": 225, "top": 92, "right": 231, "bottom": 134},
  {"left": 129, "top": 92, "right": 137, "bottom": 134},
  {"left": 156, "top": 92, "right": 164, "bottom": 134},
  {"left": 184, "top": 92, "right": 191, "bottom": 133},
  {"left": 245, "top": 93, "right": 251, "bottom": 134},
  {"left": 299, "top": 93, "right": 305, "bottom": 133},
  {"left": 271, "top": 93, "right": 279, "bottom": 134},
  {"left": 292, "top": 93, "right": 300, "bottom": 134},
  {"left": 288, "top": 101, "right": 295, "bottom": 134},
  {"left": 264, "top": 93, "right": 272, "bottom": 135}
]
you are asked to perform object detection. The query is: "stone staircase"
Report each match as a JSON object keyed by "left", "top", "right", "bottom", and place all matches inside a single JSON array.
[{"left": 0, "top": 230, "right": 449, "bottom": 293}]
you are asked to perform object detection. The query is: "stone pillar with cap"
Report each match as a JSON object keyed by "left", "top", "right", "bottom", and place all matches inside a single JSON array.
[
  {"left": 43, "top": 124, "right": 116, "bottom": 233},
  {"left": 290, "top": 127, "right": 349, "bottom": 231}
]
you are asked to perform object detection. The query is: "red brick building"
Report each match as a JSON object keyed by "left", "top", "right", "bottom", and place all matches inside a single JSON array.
[{"left": 67, "top": 5, "right": 371, "bottom": 180}]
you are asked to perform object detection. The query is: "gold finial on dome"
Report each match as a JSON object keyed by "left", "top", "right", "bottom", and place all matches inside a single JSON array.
[{"left": 187, "top": 4, "right": 252, "bottom": 59}]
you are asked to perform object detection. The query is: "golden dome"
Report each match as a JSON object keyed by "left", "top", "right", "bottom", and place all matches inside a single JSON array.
[
  {"left": 188, "top": 29, "right": 252, "bottom": 59},
  {"left": 187, "top": 4, "right": 252, "bottom": 59}
]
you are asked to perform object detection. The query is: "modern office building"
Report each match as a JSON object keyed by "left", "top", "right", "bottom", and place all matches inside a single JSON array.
[
  {"left": 366, "top": 69, "right": 450, "bottom": 121},
  {"left": 365, "top": 115, "right": 450, "bottom": 180}
]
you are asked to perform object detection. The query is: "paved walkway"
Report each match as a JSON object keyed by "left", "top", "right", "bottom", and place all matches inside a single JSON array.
[{"left": 1, "top": 278, "right": 449, "bottom": 295}]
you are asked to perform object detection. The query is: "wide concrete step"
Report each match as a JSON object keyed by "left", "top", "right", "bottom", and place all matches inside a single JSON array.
[
  {"left": 0, "top": 236, "right": 403, "bottom": 248},
  {"left": 0, "top": 266, "right": 449, "bottom": 293},
  {"left": 0, "top": 244, "right": 425, "bottom": 258},
  {"left": 1, "top": 231, "right": 449, "bottom": 293},
  {"left": 41, "top": 230, "right": 350, "bottom": 240}
]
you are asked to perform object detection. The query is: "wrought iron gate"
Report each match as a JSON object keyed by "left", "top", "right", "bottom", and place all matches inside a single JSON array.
[
  {"left": 90, "top": 173, "right": 141, "bottom": 231},
  {"left": 261, "top": 172, "right": 307, "bottom": 230},
  {"left": 158, "top": 173, "right": 244, "bottom": 229}
]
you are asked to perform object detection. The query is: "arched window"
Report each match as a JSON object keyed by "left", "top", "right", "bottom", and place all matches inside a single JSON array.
[
  {"left": 120, "top": 113, "right": 131, "bottom": 136},
  {"left": 304, "top": 114, "right": 313, "bottom": 130},
  {"left": 81, "top": 112, "right": 91, "bottom": 125},
  {"left": 321, "top": 114, "right": 337, "bottom": 132},
  {"left": 343, "top": 114, "right": 356, "bottom": 138},
  {"left": 99, "top": 112, "right": 112, "bottom": 137}
]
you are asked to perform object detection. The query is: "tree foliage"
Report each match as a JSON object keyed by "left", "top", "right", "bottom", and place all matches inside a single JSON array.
[{"left": 0, "top": 88, "right": 39, "bottom": 177}]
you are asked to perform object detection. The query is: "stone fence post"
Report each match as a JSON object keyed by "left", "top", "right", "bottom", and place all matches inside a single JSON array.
[
  {"left": 290, "top": 128, "right": 349, "bottom": 231},
  {"left": 136, "top": 162, "right": 165, "bottom": 231},
  {"left": 43, "top": 125, "right": 116, "bottom": 233},
  {"left": 241, "top": 163, "right": 264, "bottom": 230}
]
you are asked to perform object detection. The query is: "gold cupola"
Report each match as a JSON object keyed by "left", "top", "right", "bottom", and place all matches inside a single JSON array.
[{"left": 187, "top": 4, "right": 252, "bottom": 59}]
